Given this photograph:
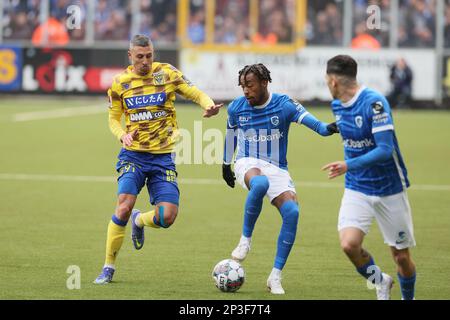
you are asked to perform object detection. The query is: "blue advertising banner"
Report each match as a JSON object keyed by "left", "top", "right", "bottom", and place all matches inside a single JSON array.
[{"left": 0, "top": 46, "right": 22, "bottom": 91}]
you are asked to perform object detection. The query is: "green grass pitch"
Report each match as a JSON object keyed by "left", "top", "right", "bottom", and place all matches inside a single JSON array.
[{"left": 0, "top": 96, "right": 449, "bottom": 299}]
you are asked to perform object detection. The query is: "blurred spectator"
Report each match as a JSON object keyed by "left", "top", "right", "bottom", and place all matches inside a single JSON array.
[
  {"left": 387, "top": 58, "right": 413, "bottom": 108},
  {"left": 445, "top": 1, "right": 450, "bottom": 47},
  {"left": 5, "top": 11, "right": 33, "bottom": 39},
  {"left": 95, "top": 0, "right": 130, "bottom": 41},
  {"left": 188, "top": 8, "right": 206, "bottom": 43},
  {"left": 2, "top": 0, "right": 41, "bottom": 40},
  {"left": 307, "top": 0, "right": 343, "bottom": 45},
  {"left": 138, "top": 0, "right": 177, "bottom": 43},
  {"left": 351, "top": 22, "right": 381, "bottom": 49},
  {"left": 399, "top": 0, "right": 436, "bottom": 47},
  {"left": 31, "top": 17, "right": 70, "bottom": 46},
  {"left": 214, "top": 0, "right": 250, "bottom": 44},
  {"left": 255, "top": 0, "right": 293, "bottom": 44}
]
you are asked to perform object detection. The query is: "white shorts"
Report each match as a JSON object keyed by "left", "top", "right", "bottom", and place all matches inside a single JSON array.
[
  {"left": 234, "top": 157, "right": 296, "bottom": 202},
  {"left": 338, "top": 188, "right": 416, "bottom": 249}
]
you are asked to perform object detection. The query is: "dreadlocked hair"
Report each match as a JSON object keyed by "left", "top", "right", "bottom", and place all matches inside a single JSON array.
[{"left": 238, "top": 63, "right": 272, "bottom": 86}]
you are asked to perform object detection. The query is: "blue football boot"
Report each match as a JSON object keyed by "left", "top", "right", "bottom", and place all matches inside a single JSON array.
[
  {"left": 93, "top": 267, "right": 115, "bottom": 284},
  {"left": 131, "top": 209, "right": 144, "bottom": 250}
]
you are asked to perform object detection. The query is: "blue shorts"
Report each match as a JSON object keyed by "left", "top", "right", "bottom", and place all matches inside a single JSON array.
[{"left": 116, "top": 149, "right": 179, "bottom": 206}]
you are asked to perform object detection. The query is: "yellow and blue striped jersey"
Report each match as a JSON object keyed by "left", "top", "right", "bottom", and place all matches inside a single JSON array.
[{"left": 108, "top": 62, "right": 214, "bottom": 153}]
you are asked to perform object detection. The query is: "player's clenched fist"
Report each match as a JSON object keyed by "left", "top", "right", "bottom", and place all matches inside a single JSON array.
[
  {"left": 222, "top": 164, "right": 236, "bottom": 188},
  {"left": 121, "top": 130, "right": 138, "bottom": 147}
]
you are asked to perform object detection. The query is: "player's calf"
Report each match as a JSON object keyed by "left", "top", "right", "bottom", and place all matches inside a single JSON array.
[{"left": 391, "top": 248, "right": 416, "bottom": 300}]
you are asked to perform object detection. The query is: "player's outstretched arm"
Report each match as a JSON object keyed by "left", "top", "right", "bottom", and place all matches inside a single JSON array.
[
  {"left": 322, "top": 130, "right": 394, "bottom": 179},
  {"left": 300, "top": 113, "right": 339, "bottom": 136},
  {"left": 175, "top": 75, "right": 223, "bottom": 118}
]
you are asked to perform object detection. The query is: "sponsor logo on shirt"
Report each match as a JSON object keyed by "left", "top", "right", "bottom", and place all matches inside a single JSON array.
[
  {"left": 124, "top": 93, "right": 167, "bottom": 109},
  {"left": 130, "top": 110, "right": 168, "bottom": 122},
  {"left": 372, "top": 101, "right": 384, "bottom": 114},
  {"left": 343, "top": 138, "right": 374, "bottom": 148},
  {"left": 372, "top": 113, "right": 389, "bottom": 125},
  {"left": 239, "top": 116, "right": 251, "bottom": 124},
  {"left": 290, "top": 99, "right": 305, "bottom": 113},
  {"left": 243, "top": 131, "right": 284, "bottom": 142}
]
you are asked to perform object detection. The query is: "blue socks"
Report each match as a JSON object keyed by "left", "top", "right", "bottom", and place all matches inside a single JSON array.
[
  {"left": 242, "top": 176, "right": 269, "bottom": 237},
  {"left": 242, "top": 176, "right": 300, "bottom": 271},
  {"left": 398, "top": 272, "right": 416, "bottom": 300},
  {"left": 356, "top": 256, "right": 384, "bottom": 284},
  {"left": 274, "top": 200, "right": 299, "bottom": 270}
]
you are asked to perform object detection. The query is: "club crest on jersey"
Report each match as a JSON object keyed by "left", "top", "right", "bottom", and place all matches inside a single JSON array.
[
  {"left": 153, "top": 71, "right": 165, "bottom": 85},
  {"left": 271, "top": 116, "right": 280, "bottom": 126},
  {"left": 122, "top": 83, "right": 130, "bottom": 90},
  {"left": 355, "top": 115, "right": 363, "bottom": 128},
  {"left": 372, "top": 101, "right": 384, "bottom": 114}
]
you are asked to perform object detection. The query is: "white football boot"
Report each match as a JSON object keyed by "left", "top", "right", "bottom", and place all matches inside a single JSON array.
[
  {"left": 267, "top": 273, "right": 285, "bottom": 295},
  {"left": 376, "top": 273, "right": 394, "bottom": 300},
  {"left": 231, "top": 238, "right": 251, "bottom": 262}
]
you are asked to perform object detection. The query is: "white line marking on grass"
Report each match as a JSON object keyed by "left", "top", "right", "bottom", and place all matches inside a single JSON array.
[
  {"left": 1, "top": 173, "right": 449, "bottom": 191},
  {"left": 13, "top": 105, "right": 105, "bottom": 122}
]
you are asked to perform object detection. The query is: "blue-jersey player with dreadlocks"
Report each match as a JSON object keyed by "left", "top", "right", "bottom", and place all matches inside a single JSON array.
[{"left": 222, "top": 63, "right": 339, "bottom": 294}]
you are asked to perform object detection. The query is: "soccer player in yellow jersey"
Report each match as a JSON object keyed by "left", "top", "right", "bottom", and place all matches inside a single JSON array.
[{"left": 94, "top": 35, "right": 223, "bottom": 284}]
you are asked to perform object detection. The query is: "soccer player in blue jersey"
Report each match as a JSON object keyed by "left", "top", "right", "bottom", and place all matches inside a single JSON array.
[
  {"left": 322, "top": 55, "right": 416, "bottom": 300},
  {"left": 222, "top": 64, "right": 339, "bottom": 294}
]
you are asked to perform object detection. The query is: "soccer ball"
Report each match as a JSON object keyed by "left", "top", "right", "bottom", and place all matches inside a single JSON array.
[{"left": 212, "top": 259, "right": 245, "bottom": 292}]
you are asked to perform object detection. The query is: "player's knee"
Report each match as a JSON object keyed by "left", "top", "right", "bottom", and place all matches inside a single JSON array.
[
  {"left": 393, "top": 250, "right": 411, "bottom": 267},
  {"left": 116, "top": 201, "right": 134, "bottom": 220},
  {"left": 156, "top": 205, "right": 178, "bottom": 228},
  {"left": 249, "top": 175, "right": 270, "bottom": 197},
  {"left": 280, "top": 201, "right": 299, "bottom": 225},
  {"left": 340, "top": 240, "right": 360, "bottom": 256}
]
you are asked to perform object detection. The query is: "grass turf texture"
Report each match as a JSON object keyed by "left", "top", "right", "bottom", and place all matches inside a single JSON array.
[{"left": 0, "top": 97, "right": 449, "bottom": 299}]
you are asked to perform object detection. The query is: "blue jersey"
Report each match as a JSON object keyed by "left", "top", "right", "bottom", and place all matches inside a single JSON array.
[
  {"left": 332, "top": 86, "right": 409, "bottom": 196},
  {"left": 224, "top": 93, "right": 309, "bottom": 170}
]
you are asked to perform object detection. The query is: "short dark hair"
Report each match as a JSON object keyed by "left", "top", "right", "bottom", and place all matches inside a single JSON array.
[
  {"left": 238, "top": 63, "right": 272, "bottom": 86},
  {"left": 130, "top": 34, "right": 151, "bottom": 48},
  {"left": 326, "top": 55, "right": 357, "bottom": 79}
]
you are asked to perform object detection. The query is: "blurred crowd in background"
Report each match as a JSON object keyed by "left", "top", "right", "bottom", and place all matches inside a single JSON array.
[{"left": 2, "top": 0, "right": 450, "bottom": 47}]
